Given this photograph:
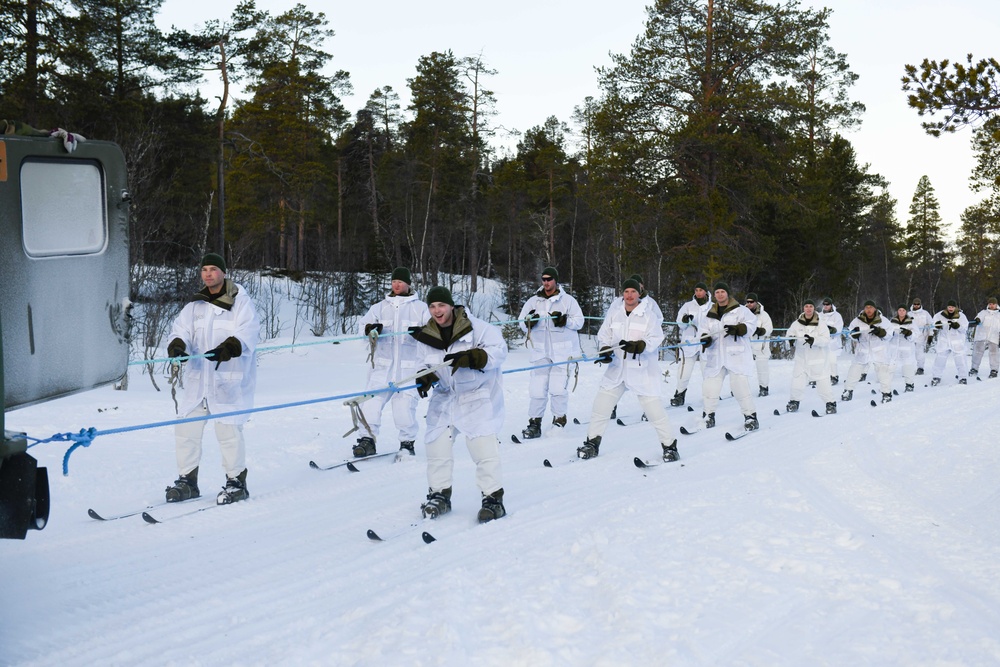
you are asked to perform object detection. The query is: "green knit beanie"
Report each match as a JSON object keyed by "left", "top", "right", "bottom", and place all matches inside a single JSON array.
[
  {"left": 391, "top": 267, "right": 412, "bottom": 284},
  {"left": 201, "top": 253, "right": 227, "bottom": 273},
  {"left": 425, "top": 286, "right": 454, "bottom": 307},
  {"left": 541, "top": 266, "right": 559, "bottom": 282}
]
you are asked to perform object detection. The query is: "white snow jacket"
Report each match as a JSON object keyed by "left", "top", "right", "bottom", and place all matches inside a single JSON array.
[
  {"left": 596, "top": 297, "right": 665, "bottom": 396},
  {"left": 697, "top": 301, "right": 757, "bottom": 377},
  {"left": 787, "top": 312, "right": 831, "bottom": 378},
  {"left": 908, "top": 307, "right": 934, "bottom": 340},
  {"left": 413, "top": 307, "right": 507, "bottom": 443},
  {"left": 168, "top": 280, "right": 260, "bottom": 424},
  {"left": 890, "top": 314, "right": 918, "bottom": 364},
  {"left": 518, "top": 287, "right": 584, "bottom": 363},
  {"left": 846, "top": 310, "right": 897, "bottom": 365},
  {"left": 748, "top": 303, "right": 773, "bottom": 356},
  {"left": 971, "top": 308, "right": 1000, "bottom": 344},
  {"left": 819, "top": 305, "right": 845, "bottom": 350},
  {"left": 676, "top": 294, "right": 711, "bottom": 358},
  {"left": 932, "top": 309, "right": 969, "bottom": 354},
  {"left": 359, "top": 292, "right": 430, "bottom": 388}
]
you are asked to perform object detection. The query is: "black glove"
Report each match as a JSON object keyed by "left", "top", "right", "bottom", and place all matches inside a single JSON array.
[
  {"left": 416, "top": 372, "right": 438, "bottom": 398},
  {"left": 550, "top": 311, "right": 568, "bottom": 328},
  {"left": 900, "top": 327, "right": 912, "bottom": 338},
  {"left": 205, "top": 336, "right": 242, "bottom": 369},
  {"left": 850, "top": 327, "right": 861, "bottom": 340},
  {"left": 970, "top": 318, "right": 981, "bottom": 326},
  {"left": 828, "top": 326, "right": 837, "bottom": 335},
  {"left": 525, "top": 310, "right": 541, "bottom": 330},
  {"left": 871, "top": 326, "right": 885, "bottom": 338},
  {"left": 935, "top": 322, "right": 943, "bottom": 330},
  {"left": 700, "top": 335, "right": 713, "bottom": 349},
  {"left": 408, "top": 325, "right": 422, "bottom": 336},
  {"left": 364, "top": 322, "right": 384, "bottom": 336},
  {"left": 682, "top": 313, "right": 694, "bottom": 324},
  {"left": 927, "top": 335, "right": 934, "bottom": 346},
  {"left": 804, "top": 334, "right": 814, "bottom": 347},
  {"left": 620, "top": 339, "right": 646, "bottom": 356},
  {"left": 949, "top": 320, "right": 960, "bottom": 329},
  {"left": 754, "top": 327, "right": 766, "bottom": 337},
  {"left": 595, "top": 346, "right": 614, "bottom": 364},
  {"left": 167, "top": 338, "right": 187, "bottom": 362},
  {"left": 443, "top": 348, "right": 488, "bottom": 374}
]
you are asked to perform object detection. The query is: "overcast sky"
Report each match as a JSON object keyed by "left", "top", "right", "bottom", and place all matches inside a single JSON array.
[{"left": 158, "top": 0, "right": 1000, "bottom": 238}]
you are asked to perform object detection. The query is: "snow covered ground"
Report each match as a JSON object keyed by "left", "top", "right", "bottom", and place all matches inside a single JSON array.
[{"left": 4, "top": 304, "right": 1000, "bottom": 666}]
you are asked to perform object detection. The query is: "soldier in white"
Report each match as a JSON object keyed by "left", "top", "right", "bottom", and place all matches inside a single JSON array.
[
  {"left": 578, "top": 278, "right": 679, "bottom": 463},
  {"left": 908, "top": 297, "right": 934, "bottom": 375},
  {"left": 930, "top": 300, "right": 970, "bottom": 386},
  {"left": 670, "top": 282, "right": 711, "bottom": 407},
  {"left": 968, "top": 297, "right": 1000, "bottom": 379},
  {"left": 744, "top": 292, "right": 773, "bottom": 396},
  {"left": 517, "top": 266, "right": 584, "bottom": 439},
  {"left": 165, "top": 253, "right": 260, "bottom": 505},
  {"left": 784, "top": 300, "right": 836, "bottom": 414},
  {"left": 410, "top": 286, "right": 508, "bottom": 524},
  {"left": 890, "top": 305, "right": 918, "bottom": 393},
  {"left": 819, "top": 297, "right": 845, "bottom": 385},
  {"left": 841, "top": 300, "right": 898, "bottom": 404},
  {"left": 696, "top": 281, "right": 760, "bottom": 432},
  {"left": 355, "top": 267, "right": 430, "bottom": 457}
]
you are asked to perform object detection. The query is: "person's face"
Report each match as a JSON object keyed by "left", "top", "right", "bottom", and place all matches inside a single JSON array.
[
  {"left": 912, "top": 302, "right": 922, "bottom": 311},
  {"left": 429, "top": 302, "right": 454, "bottom": 326},
  {"left": 541, "top": 275, "right": 557, "bottom": 294},
  {"left": 947, "top": 305, "right": 956, "bottom": 314},
  {"left": 623, "top": 288, "right": 640, "bottom": 308},
  {"left": 897, "top": 307, "right": 907, "bottom": 319},
  {"left": 391, "top": 279, "right": 409, "bottom": 295},
  {"left": 745, "top": 298, "right": 757, "bottom": 311},
  {"left": 201, "top": 265, "right": 225, "bottom": 292},
  {"left": 803, "top": 303, "right": 815, "bottom": 318},
  {"left": 990, "top": 302, "right": 998, "bottom": 311},
  {"left": 823, "top": 302, "right": 832, "bottom": 312},
  {"left": 714, "top": 289, "right": 729, "bottom": 305},
  {"left": 694, "top": 287, "right": 707, "bottom": 300},
  {"left": 864, "top": 305, "right": 876, "bottom": 318}
]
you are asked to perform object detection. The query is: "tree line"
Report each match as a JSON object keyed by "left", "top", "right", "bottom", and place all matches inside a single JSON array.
[{"left": 3, "top": 0, "right": 999, "bottom": 327}]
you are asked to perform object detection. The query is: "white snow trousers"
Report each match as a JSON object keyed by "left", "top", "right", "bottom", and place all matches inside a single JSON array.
[
  {"left": 585, "top": 383, "right": 674, "bottom": 444},
  {"left": 845, "top": 362, "right": 893, "bottom": 394},
  {"left": 360, "top": 390, "right": 419, "bottom": 443},
  {"left": 931, "top": 348, "right": 969, "bottom": 379},
  {"left": 675, "top": 353, "right": 703, "bottom": 392},
  {"left": 175, "top": 401, "right": 246, "bottom": 478},
  {"left": 426, "top": 427, "right": 502, "bottom": 495},
  {"left": 528, "top": 361, "right": 571, "bottom": 419},
  {"left": 702, "top": 371, "right": 755, "bottom": 416},
  {"left": 971, "top": 341, "right": 999, "bottom": 373}
]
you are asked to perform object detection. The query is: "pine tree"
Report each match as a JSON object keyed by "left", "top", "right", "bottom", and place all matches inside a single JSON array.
[{"left": 904, "top": 175, "right": 949, "bottom": 306}]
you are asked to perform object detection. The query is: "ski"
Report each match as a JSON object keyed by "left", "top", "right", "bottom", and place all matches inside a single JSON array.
[
  {"left": 871, "top": 400, "right": 877, "bottom": 407},
  {"left": 679, "top": 425, "right": 701, "bottom": 435},
  {"left": 633, "top": 457, "right": 662, "bottom": 469},
  {"left": 811, "top": 409, "right": 831, "bottom": 418},
  {"left": 773, "top": 409, "right": 781, "bottom": 416},
  {"left": 141, "top": 500, "right": 222, "bottom": 524},
  {"left": 725, "top": 430, "right": 755, "bottom": 441},
  {"left": 309, "top": 451, "right": 398, "bottom": 471},
  {"left": 616, "top": 414, "right": 648, "bottom": 427},
  {"left": 543, "top": 457, "right": 580, "bottom": 468},
  {"left": 88, "top": 497, "right": 200, "bottom": 521},
  {"left": 422, "top": 531, "right": 437, "bottom": 544},
  {"left": 511, "top": 434, "right": 521, "bottom": 444}
]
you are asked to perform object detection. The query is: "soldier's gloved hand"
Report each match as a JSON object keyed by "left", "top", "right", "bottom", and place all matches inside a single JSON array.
[
  {"left": 900, "top": 327, "right": 912, "bottom": 338},
  {"left": 682, "top": 314, "right": 694, "bottom": 324},
  {"left": 949, "top": 320, "right": 960, "bottom": 329},
  {"left": 550, "top": 311, "right": 568, "bottom": 328},
  {"left": 828, "top": 326, "right": 837, "bottom": 335},
  {"left": 935, "top": 322, "right": 943, "bottom": 330},
  {"left": 407, "top": 325, "right": 422, "bottom": 336},
  {"left": 620, "top": 339, "right": 646, "bottom": 357},
  {"left": 804, "top": 334, "right": 814, "bottom": 347},
  {"left": 167, "top": 338, "right": 187, "bottom": 362},
  {"left": 927, "top": 335, "right": 934, "bottom": 347},
  {"left": 871, "top": 326, "right": 886, "bottom": 338},
  {"left": 525, "top": 309, "right": 542, "bottom": 330},
  {"left": 850, "top": 327, "right": 862, "bottom": 340},
  {"left": 595, "top": 346, "right": 614, "bottom": 364},
  {"left": 205, "top": 337, "right": 242, "bottom": 369},
  {"left": 970, "top": 318, "right": 981, "bottom": 326},
  {"left": 754, "top": 326, "right": 766, "bottom": 337},
  {"left": 444, "top": 348, "right": 488, "bottom": 374},
  {"left": 723, "top": 323, "right": 745, "bottom": 339},
  {"left": 700, "top": 335, "right": 713, "bottom": 349},
  {"left": 416, "top": 372, "right": 439, "bottom": 398},
  {"left": 364, "top": 322, "right": 384, "bottom": 336}
]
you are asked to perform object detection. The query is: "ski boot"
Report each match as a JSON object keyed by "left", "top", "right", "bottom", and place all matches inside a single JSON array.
[
  {"left": 969, "top": 369, "right": 979, "bottom": 378},
  {"left": 881, "top": 392, "right": 892, "bottom": 404},
  {"left": 669, "top": 389, "right": 687, "bottom": 407},
  {"left": 916, "top": 368, "right": 925, "bottom": 376},
  {"left": 703, "top": 412, "right": 716, "bottom": 429},
  {"left": 165, "top": 467, "right": 199, "bottom": 503},
  {"left": 825, "top": 401, "right": 837, "bottom": 415},
  {"left": 859, "top": 373, "right": 867, "bottom": 382},
  {"left": 841, "top": 389, "right": 853, "bottom": 402},
  {"left": 577, "top": 436, "right": 601, "bottom": 460},
  {"left": 217, "top": 469, "right": 249, "bottom": 505},
  {"left": 477, "top": 489, "right": 506, "bottom": 523},
  {"left": 992, "top": 370, "right": 999, "bottom": 379},
  {"left": 786, "top": 400, "right": 799, "bottom": 413},
  {"left": 830, "top": 375, "right": 839, "bottom": 386},
  {"left": 421, "top": 488, "right": 452, "bottom": 519},
  {"left": 552, "top": 415, "right": 567, "bottom": 428},
  {"left": 353, "top": 436, "right": 376, "bottom": 457},
  {"left": 661, "top": 440, "right": 679, "bottom": 463},
  {"left": 522, "top": 417, "right": 542, "bottom": 440},
  {"left": 808, "top": 381, "right": 816, "bottom": 388},
  {"left": 758, "top": 385, "right": 769, "bottom": 397},
  {"left": 904, "top": 383, "right": 915, "bottom": 393},
  {"left": 959, "top": 378, "right": 968, "bottom": 385},
  {"left": 399, "top": 441, "right": 416, "bottom": 456},
  {"left": 744, "top": 413, "right": 759, "bottom": 431},
  {"left": 931, "top": 377, "right": 941, "bottom": 387}
]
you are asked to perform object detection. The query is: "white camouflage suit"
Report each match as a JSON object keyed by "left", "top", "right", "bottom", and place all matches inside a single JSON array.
[
  {"left": 518, "top": 286, "right": 584, "bottom": 421},
  {"left": 908, "top": 302, "right": 934, "bottom": 372},
  {"left": 587, "top": 296, "right": 675, "bottom": 445},
  {"left": 746, "top": 300, "right": 773, "bottom": 390},
  {"left": 786, "top": 309, "right": 835, "bottom": 406},
  {"left": 674, "top": 291, "right": 711, "bottom": 395},
  {"left": 890, "top": 310, "right": 918, "bottom": 388},
  {"left": 168, "top": 279, "right": 260, "bottom": 478},
  {"left": 358, "top": 291, "right": 430, "bottom": 445},
  {"left": 843, "top": 307, "right": 898, "bottom": 397},
  {"left": 819, "top": 302, "right": 845, "bottom": 382},
  {"left": 969, "top": 303, "right": 1000, "bottom": 375},
  {"left": 697, "top": 299, "right": 758, "bottom": 418},
  {"left": 931, "top": 306, "right": 969, "bottom": 381},
  {"left": 414, "top": 307, "right": 507, "bottom": 496}
]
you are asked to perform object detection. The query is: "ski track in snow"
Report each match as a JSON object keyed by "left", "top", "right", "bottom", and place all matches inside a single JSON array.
[{"left": 3, "top": 319, "right": 1000, "bottom": 666}]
